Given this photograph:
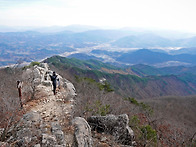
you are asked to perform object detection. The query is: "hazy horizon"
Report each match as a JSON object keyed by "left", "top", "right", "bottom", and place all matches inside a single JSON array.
[{"left": 0, "top": 0, "right": 196, "bottom": 33}]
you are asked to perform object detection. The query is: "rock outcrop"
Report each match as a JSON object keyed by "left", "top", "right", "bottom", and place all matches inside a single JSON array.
[
  {"left": 1, "top": 63, "right": 136, "bottom": 146},
  {"left": 4, "top": 63, "right": 76, "bottom": 146},
  {"left": 22, "top": 63, "right": 76, "bottom": 101},
  {"left": 72, "top": 117, "right": 93, "bottom": 147},
  {"left": 87, "top": 114, "right": 136, "bottom": 146}
]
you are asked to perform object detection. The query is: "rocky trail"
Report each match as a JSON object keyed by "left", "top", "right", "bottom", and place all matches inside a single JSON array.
[
  {"left": 0, "top": 63, "right": 135, "bottom": 147},
  {"left": 27, "top": 84, "right": 75, "bottom": 146},
  {"left": 0, "top": 63, "right": 77, "bottom": 146}
]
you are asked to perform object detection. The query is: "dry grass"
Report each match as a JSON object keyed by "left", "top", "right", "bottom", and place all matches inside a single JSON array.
[{"left": 0, "top": 68, "right": 23, "bottom": 128}]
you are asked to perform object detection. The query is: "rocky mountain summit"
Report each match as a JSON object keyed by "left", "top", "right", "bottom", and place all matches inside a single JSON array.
[{"left": 0, "top": 63, "right": 135, "bottom": 147}]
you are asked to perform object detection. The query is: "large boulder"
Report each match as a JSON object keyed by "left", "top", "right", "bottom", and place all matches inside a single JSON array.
[
  {"left": 87, "top": 114, "right": 135, "bottom": 146},
  {"left": 5, "top": 111, "right": 43, "bottom": 146},
  {"left": 65, "top": 81, "right": 77, "bottom": 98},
  {"left": 72, "top": 117, "right": 93, "bottom": 147}
]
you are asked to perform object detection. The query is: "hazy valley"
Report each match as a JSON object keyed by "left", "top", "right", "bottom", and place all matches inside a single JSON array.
[{"left": 1, "top": 26, "right": 196, "bottom": 67}]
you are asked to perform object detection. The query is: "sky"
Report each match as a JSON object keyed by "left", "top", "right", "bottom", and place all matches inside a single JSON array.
[{"left": 0, "top": 0, "right": 196, "bottom": 33}]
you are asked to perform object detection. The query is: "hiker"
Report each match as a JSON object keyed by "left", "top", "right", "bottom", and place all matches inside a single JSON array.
[
  {"left": 50, "top": 71, "right": 58, "bottom": 95},
  {"left": 17, "top": 80, "right": 23, "bottom": 108}
]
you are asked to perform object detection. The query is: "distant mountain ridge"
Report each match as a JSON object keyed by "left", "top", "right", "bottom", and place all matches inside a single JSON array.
[
  {"left": 169, "top": 47, "right": 196, "bottom": 55},
  {"left": 75, "top": 49, "right": 196, "bottom": 67},
  {"left": 112, "top": 34, "right": 196, "bottom": 48},
  {"left": 116, "top": 49, "right": 196, "bottom": 66},
  {"left": 46, "top": 55, "right": 196, "bottom": 76},
  {"left": 112, "top": 34, "right": 172, "bottom": 48},
  {"left": 1, "top": 27, "right": 196, "bottom": 67},
  {"left": 44, "top": 56, "right": 196, "bottom": 99}
]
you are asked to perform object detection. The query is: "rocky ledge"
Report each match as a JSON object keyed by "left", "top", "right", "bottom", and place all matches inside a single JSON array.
[{"left": 0, "top": 63, "right": 135, "bottom": 147}]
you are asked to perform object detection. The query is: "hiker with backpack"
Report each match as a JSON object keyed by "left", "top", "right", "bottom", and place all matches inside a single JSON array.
[{"left": 50, "top": 71, "right": 58, "bottom": 95}]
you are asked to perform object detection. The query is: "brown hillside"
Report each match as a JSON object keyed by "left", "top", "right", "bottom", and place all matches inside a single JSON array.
[
  {"left": 108, "top": 74, "right": 196, "bottom": 99},
  {"left": 141, "top": 96, "right": 196, "bottom": 139}
]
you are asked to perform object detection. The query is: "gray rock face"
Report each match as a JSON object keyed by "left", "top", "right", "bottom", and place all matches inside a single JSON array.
[
  {"left": 3, "top": 111, "right": 43, "bottom": 146},
  {"left": 22, "top": 111, "right": 42, "bottom": 123},
  {"left": 87, "top": 114, "right": 135, "bottom": 146},
  {"left": 6, "top": 112, "right": 67, "bottom": 146},
  {"left": 72, "top": 117, "right": 93, "bottom": 147},
  {"left": 51, "top": 122, "right": 66, "bottom": 145},
  {"left": 65, "top": 82, "right": 77, "bottom": 98},
  {"left": 22, "top": 63, "right": 76, "bottom": 100},
  {"left": 39, "top": 63, "right": 49, "bottom": 71},
  {"left": 42, "top": 133, "right": 57, "bottom": 147}
]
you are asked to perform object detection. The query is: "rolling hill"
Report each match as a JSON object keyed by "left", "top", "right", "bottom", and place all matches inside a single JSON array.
[
  {"left": 116, "top": 49, "right": 196, "bottom": 66},
  {"left": 112, "top": 34, "right": 196, "bottom": 48},
  {"left": 44, "top": 56, "right": 196, "bottom": 99},
  {"left": 112, "top": 34, "right": 172, "bottom": 48}
]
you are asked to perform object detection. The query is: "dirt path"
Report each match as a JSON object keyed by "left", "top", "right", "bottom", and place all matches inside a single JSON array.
[
  {"left": 25, "top": 82, "right": 75, "bottom": 146},
  {"left": 9, "top": 64, "right": 77, "bottom": 146}
]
